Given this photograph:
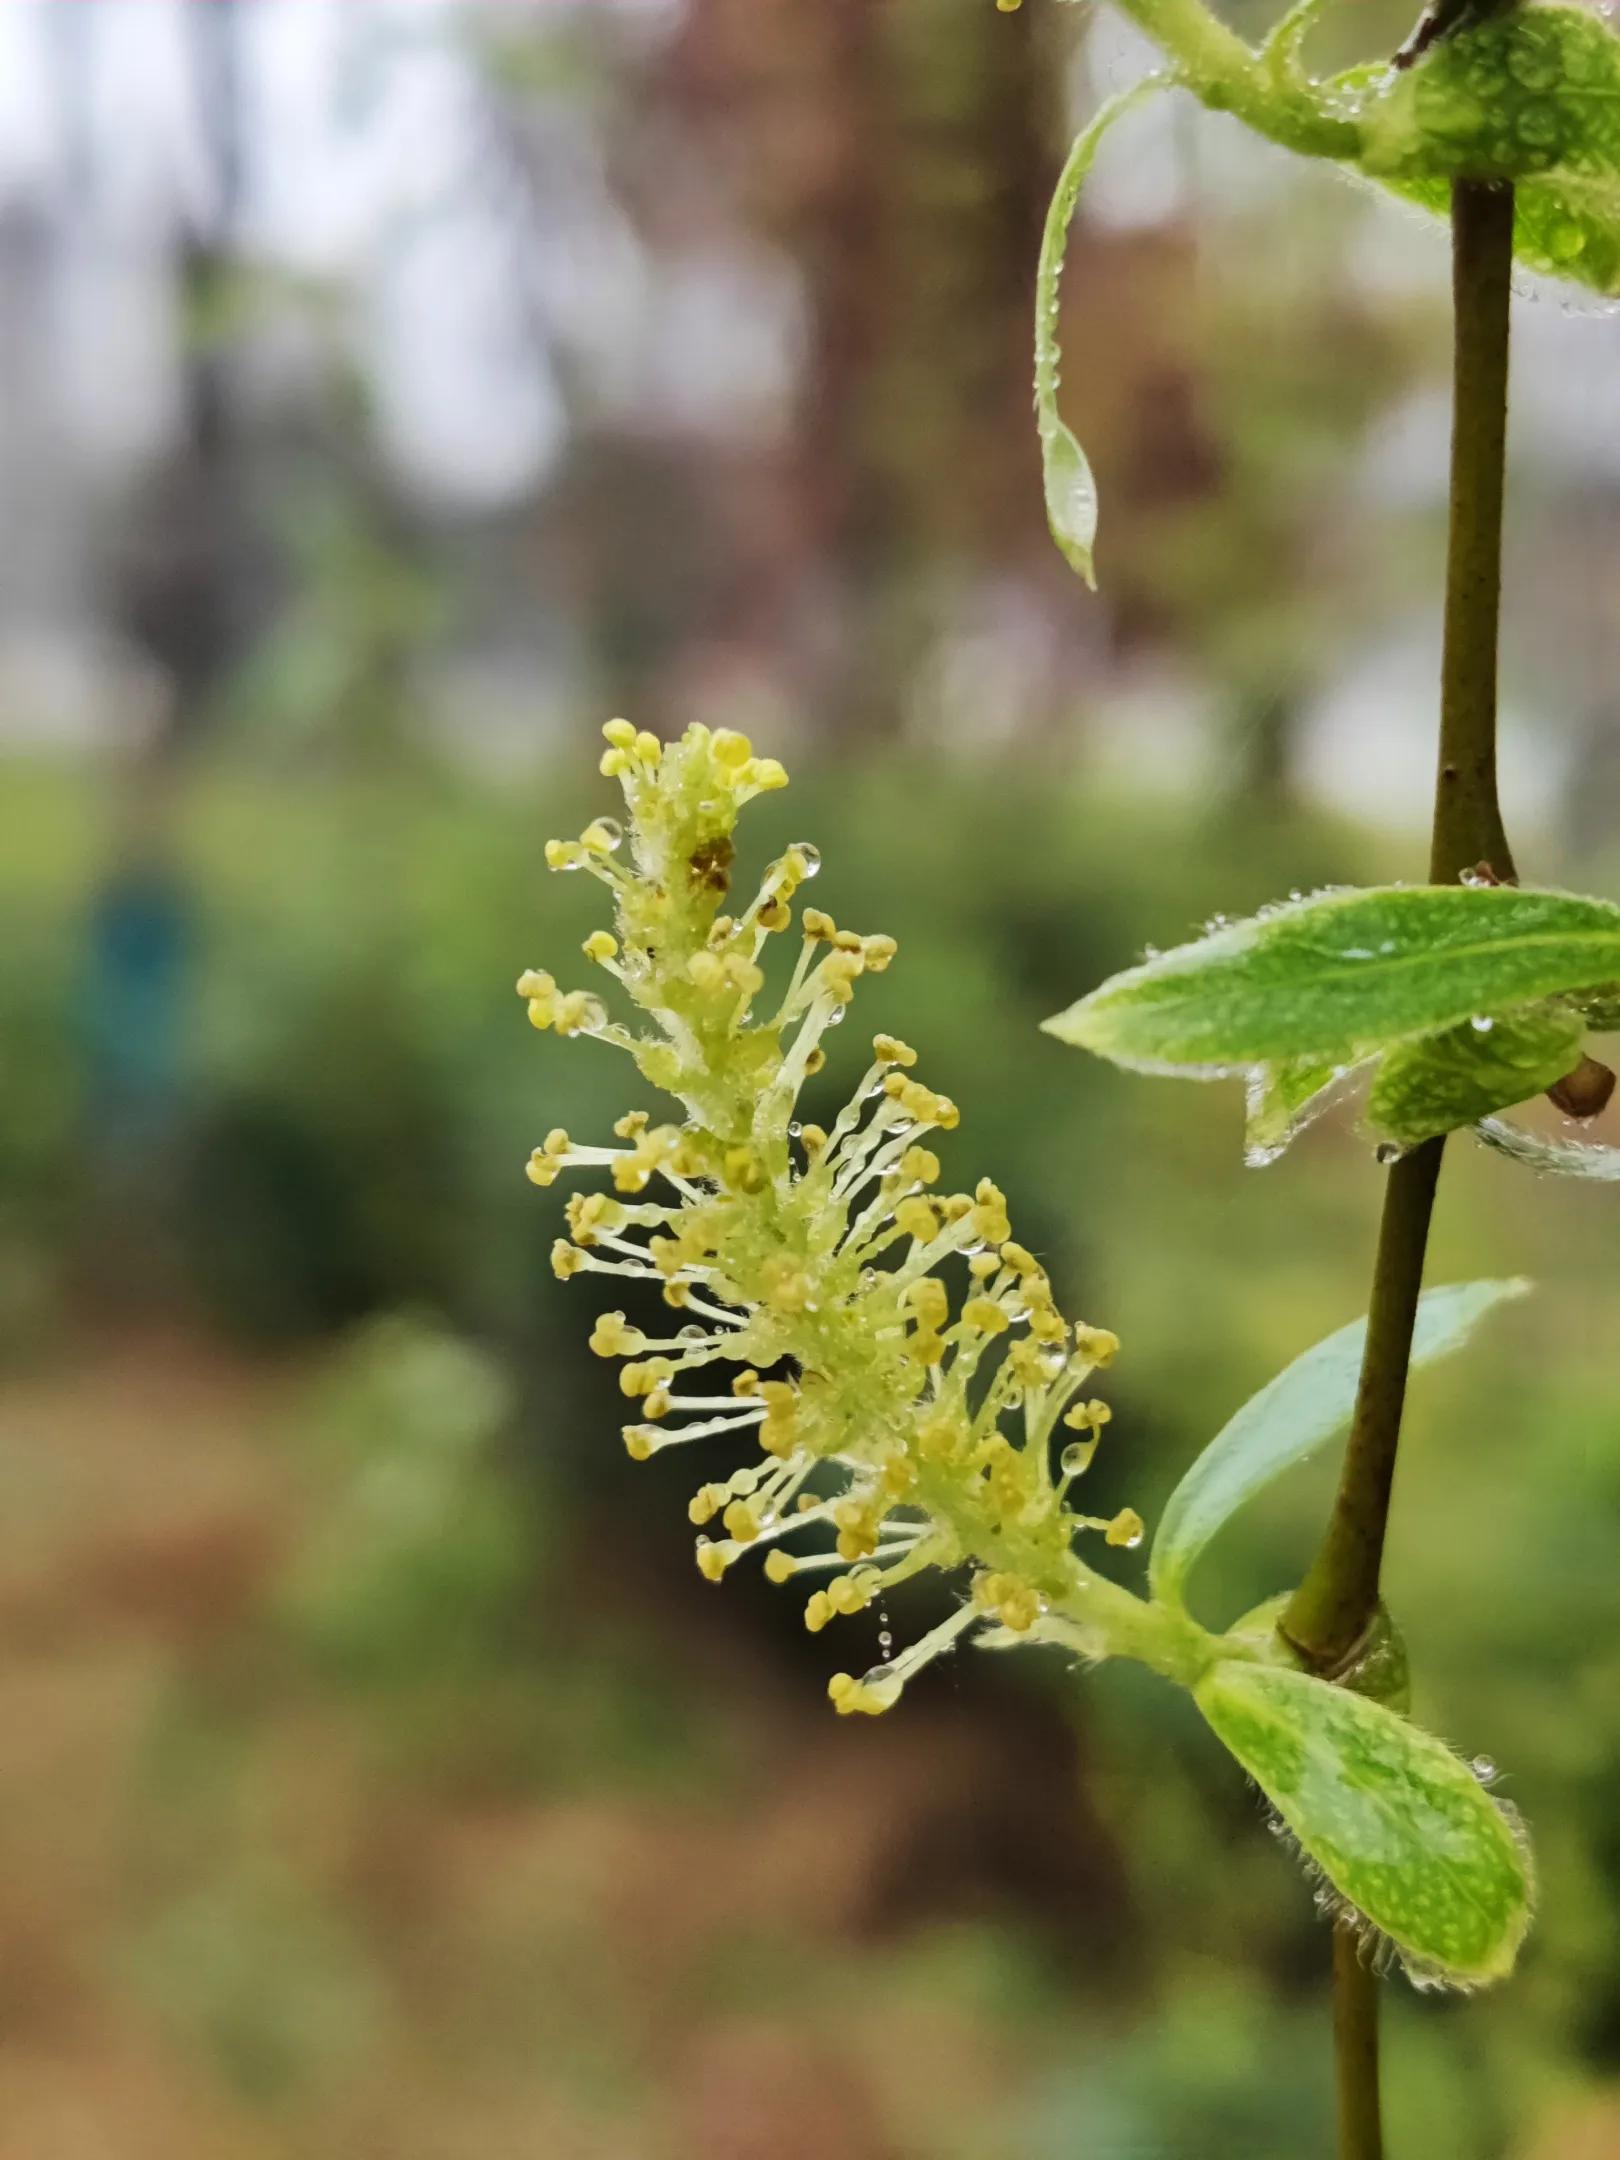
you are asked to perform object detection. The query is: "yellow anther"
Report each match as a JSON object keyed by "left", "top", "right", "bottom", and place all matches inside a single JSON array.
[
  {"left": 589, "top": 1312, "right": 644, "bottom": 1358},
  {"left": 526, "top": 1149, "right": 559, "bottom": 1188},
  {"left": 554, "top": 991, "right": 606, "bottom": 1037},
  {"left": 764, "top": 1550, "right": 795, "bottom": 1584},
  {"left": 900, "top": 1147, "right": 940, "bottom": 1186},
  {"left": 895, "top": 1196, "right": 940, "bottom": 1243},
  {"left": 614, "top": 1110, "right": 650, "bottom": 1140},
  {"left": 968, "top": 1252, "right": 1000, "bottom": 1280},
  {"left": 622, "top": 1426, "right": 657, "bottom": 1461},
  {"left": 757, "top": 897, "right": 791, "bottom": 933},
  {"left": 874, "top": 1034, "right": 917, "bottom": 1067},
  {"left": 695, "top": 1538, "right": 729, "bottom": 1582},
  {"left": 725, "top": 1145, "right": 767, "bottom": 1195},
  {"left": 710, "top": 728, "right": 753, "bottom": 769},
  {"left": 804, "top": 1047, "right": 827, "bottom": 1076},
  {"left": 862, "top": 935, "right": 898, "bottom": 971},
  {"left": 634, "top": 730, "right": 662, "bottom": 764},
  {"left": 731, "top": 1369, "right": 762, "bottom": 1397},
  {"left": 1063, "top": 1399, "right": 1112, "bottom": 1432},
  {"left": 802, "top": 909, "right": 836, "bottom": 942},
  {"left": 722, "top": 1500, "right": 761, "bottom": 1543},
  {"left": 516, "top": 968, "right": 554, "bottom": 1000},
  {"left": 1105, "top": 1507, "right": 1145, "bottom": 1549},
  {"left": 550, "top": 1239, "right": 584, "bottom": 1279},
  {"left": 527, "top": 997, "right": 555, "bottom": 1032},
  {"left": 747, "top": 757, "right": 788, "bottom": 791},
  {"left": 602, "top": 717, "right": 637, "bottom": 747},
  {"left": 999, "top": 1241, "right": 1038, "bottom": 1276},
  {"left": 962, "top": 1297, "right": 1010, "bottom": 1336},
  {"left": 688, "top": 1486, "right": 723, "bottom": 1526},
  {"left": 805, "top": 1592, "right": 833, "bottom": 1634},
  {"left": 1076, "top": 1325, "right": 1121, "bottom": 1368},
  {"left": 584, "top": 930, "right": 619, "bottom": 963},
  {"left": 686, "top": 950, "right": 725, "bottom": 993},
  {"left": 799, "top": 1123, "right": 828, "bottom": 1154},
  {"left": 581, "top": 820, "right": 620, "bottom": 855},
  {"left": 545, "top": 839, "right": 585, "bottom": 872}
]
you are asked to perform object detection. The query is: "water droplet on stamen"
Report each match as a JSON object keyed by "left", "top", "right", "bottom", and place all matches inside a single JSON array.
[{"left": 790, "top": 842, "right": 822, "bottom": 878}]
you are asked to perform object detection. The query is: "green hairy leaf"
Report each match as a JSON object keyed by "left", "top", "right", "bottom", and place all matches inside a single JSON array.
[
  {"left": 1150, "top": 1278, "right": 1527, "bottom": 1611},
  {"left": 1044, "top": 884, "right": 1620, "bottom": 1076},
  {"left": 1035, "top": 78, "right": 1171, "bottom": 588},
  {"left": 1477, "top": 1115, "right": 1620, "bottom": 1180},
  {"left": 1196, "top": 1661, "right": 1534, "bottom": 1988},
  {"left": 1368, "top": 1004, "right": 1585, "bottom": 1150},
  {"left": 1245, "top": 1055, "right": 1351, "bottom": 1166},
  {"left": 1347, "top": 7, "right": 1620, "bottom": 298}
]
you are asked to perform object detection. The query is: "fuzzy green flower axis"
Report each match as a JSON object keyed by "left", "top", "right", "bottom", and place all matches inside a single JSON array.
[{"left": 522, "top": 721, "right": 1209, "bottom": 1715}]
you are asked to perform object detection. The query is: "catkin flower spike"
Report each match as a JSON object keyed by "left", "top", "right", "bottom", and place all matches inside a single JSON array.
[{"left": 522, "top": 722, "right": 1211, "bottom": 1715}]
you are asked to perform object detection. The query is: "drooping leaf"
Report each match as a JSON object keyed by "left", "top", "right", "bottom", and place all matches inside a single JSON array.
[
  {"left": 1367, "top": 1004, "right": 1584, "bottom": 1150},
  {"left": 1044, "top": 884, "right": 1620, "bottom": 1076},
  {"left": 1150, "top": 1279, "right": 1527, "bottom": 1611},
  {"left": 1244, "top": 1055, "right": 1353, "bottom": 1167},
  {"left": 1343, "top": 7, "right": 1620, "bottom": 299},
  {"left": 1035, "top": 78, "right": 1171, "bottom": 588},
  {"left": 1196, "top": 1660, "right": 1534, "bottom": 1988},
  {"left": 1477, "top": 1115, "right": 1620, "bottom": 1179}
]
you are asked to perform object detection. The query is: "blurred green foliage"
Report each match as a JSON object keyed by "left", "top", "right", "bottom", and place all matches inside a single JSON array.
[{"left": 2, "top": 739, "right": 1618, "bottom": 2152}]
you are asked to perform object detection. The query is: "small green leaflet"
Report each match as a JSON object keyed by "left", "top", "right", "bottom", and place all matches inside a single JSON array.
[
  {"left": 1196, "top": 1661, "right": 1534, "bottom": 1988},
  {"left": 1245, "top": 1054, "right": 1350, "bottom": 1166},
  {"left": 1045, "top": 882, "right": 1619, "bottom": 1078},
  {"left": 1368, "top": 1004, "right": 1585, "bottom": 1151},
  {"left": 1150, "top": 1279, "right": 1527, "bottom": 1613},
  {"left": 1035, "top": 78, "right": 1171, "bottom": 588},
  {"left": 1477, "top": 1115, "right": 1620, "bottom": 1180},
  {"left": 1344, "top": 7, "right": 1620, "bottom": 299}
]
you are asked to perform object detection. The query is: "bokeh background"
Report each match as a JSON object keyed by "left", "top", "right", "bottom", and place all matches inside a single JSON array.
[{"left": 2, "top": 2, "right": 1620, "bottom": 2155}]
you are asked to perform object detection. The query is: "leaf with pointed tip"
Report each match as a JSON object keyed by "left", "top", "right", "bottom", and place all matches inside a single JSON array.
[
  {"left": 1477, "top": 1115, "right": 1620, "bottom": 1179},
  {"left": 1196, "top": 1661, "right": 1534, "bottom": 1988},
  {"left": 1034, "top": 78, "right": 1171, "bottom": 589},
  {"left": 1340, "top": 8, "right": 1620, "bottom": 297},
  {"left": 1044, "top": 884, "right": 1620, "bottom": 1078},
  {"left": 1367, "top": 1004, "right": 1585, "bottom": 1150},
  {"left": 1150, "top": 1278, "right": 1527, "bottom": 1612},
  {"left": 1244, "top": 1055, "right": 1351, "bottom": 1165}
]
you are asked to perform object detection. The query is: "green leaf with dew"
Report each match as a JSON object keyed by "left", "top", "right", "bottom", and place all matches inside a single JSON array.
[
  {"left": 1367, "top": 1003, "right": 1584, "bottom": 1150},
  {"left": 1035, "top": 78, "right": 1171, "bottom": 588},
  {"left": 1044, "top": 884, "right": 1620, "bottom": 1076},
  {"left": 1344, "top": 7, "right": 1620, "bottom": 299},
  {"left": 1150, "top": 1278, "right": 1527, "bottom": 1612},
  {"left": 1244, "top": 1054, "right": 1351, "bottom": 1166},
  {"left": 1196, "top": 1660, "right": 1534, "bottom": 1988}
]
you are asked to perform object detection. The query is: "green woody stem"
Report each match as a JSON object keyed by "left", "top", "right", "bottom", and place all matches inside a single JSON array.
[{"left": 1282, "top": 180, "right": 1517, "bottom": 2160}]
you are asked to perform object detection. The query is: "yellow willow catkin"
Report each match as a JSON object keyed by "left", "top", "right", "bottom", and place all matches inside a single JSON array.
[{"left": 521, "top": 721, "right": 1150, "bottom": 1715}]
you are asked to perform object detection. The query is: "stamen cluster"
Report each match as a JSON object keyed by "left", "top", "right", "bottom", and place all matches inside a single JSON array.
[{"left": 522, "top": 721, "right": 1143, "bottom": 1714}]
